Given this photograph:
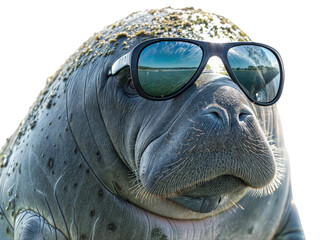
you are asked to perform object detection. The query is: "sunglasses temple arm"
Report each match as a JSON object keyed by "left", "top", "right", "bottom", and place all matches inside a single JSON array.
[{"left": 109, "top": 52, "right": 131, "bottom": 76}]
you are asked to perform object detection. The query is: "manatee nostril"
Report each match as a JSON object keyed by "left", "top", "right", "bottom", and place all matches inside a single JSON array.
[
  {"left": 238, "top": 112, "right": 249, "bottom": 122},
  {"left": 205, "top": 108, "right": 227, "bottom": 124},
  {"left": 238, "top": 109, "right": 253, "bottom": 122},
  {"left": 211, "top": 111, "right": 222, "bottom": 120}
]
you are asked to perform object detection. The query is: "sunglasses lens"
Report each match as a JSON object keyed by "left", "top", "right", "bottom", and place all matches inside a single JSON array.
[
  {"left": 138, "top": 41, "right": 203, "bottom": 97},
  {"left": 227, "top": 45, "right": 281, "bottom": 103}
]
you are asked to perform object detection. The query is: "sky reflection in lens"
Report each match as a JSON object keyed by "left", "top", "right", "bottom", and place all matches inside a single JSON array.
[{"left": 138, "top": 41, "right": 203, "bottom": 97}]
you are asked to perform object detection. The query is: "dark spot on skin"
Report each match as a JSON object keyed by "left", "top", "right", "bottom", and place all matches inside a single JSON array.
[
  {"left": 73, "top": 183, "right": 78, "bottom": 188},
  {"left": 7, "top": 187, "right": 13, "bottom": 197},
  {"left": 29, "top": 120, "right": 37, "bottom": 129},
  {"left": 47, "top": 158, "right": 54, "bottom": 169},
  {"left": 98, "top": 189, "right": 103, "bottom": 196},
  {"left": 80, "top": 234, "right": 88, "bottom": 240},
  {"left": 73, "top": 147, "right": 79, "bottom": 154},
  {"left": 248, "top": 226, "right": 253, "bottom": 234},
  {"left": 96, "top": 151, "right": 100, "bottom": 157},
  {"left": 46, "top": 99, "right": 52, "bottom": 109},
  {"left": 108, "top": 223, "right": 116, "bottom": 231},
  {"left": 90, "top": 210, "right": 95, "bottom": 217},
  {"left": 6, "top": 226, "right": 10, "bottom": 234},
  {"left": 151, "top": 227, "right": 168, "bottom": 240},
  {"left": 64, "top": 186, "right": 67, "bottom": 191},
  {"left": 79, "top": 164, "right": 83, "bottom": 168},
  {"left": 65, "top": 127, "right": 69, "bottom": 132},
  {"left": 86, "top": 169, "right": 90, "bottom": 174},
  {"left": 7, "top": 199, "right": 15, "bottom": 211}
]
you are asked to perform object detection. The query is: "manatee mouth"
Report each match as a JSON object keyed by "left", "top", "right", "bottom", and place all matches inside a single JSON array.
[
  {"left": 169, "top": 195, "right": 222, "bottom": 213},
  {"left": 165, "top": 175, "right": 248, "bottom": 213}
]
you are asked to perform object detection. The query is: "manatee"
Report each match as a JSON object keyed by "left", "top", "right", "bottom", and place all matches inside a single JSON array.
[{"left": 0, "top": 7, "right": 304, "bottom": 239}]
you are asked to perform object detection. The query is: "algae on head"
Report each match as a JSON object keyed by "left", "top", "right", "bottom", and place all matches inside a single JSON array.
[
  {"left": 115, "top": 32, "right": 129, "bottom": 39},
  {"left": 47, "top": 7, "right": 250, "bottom": 87}
]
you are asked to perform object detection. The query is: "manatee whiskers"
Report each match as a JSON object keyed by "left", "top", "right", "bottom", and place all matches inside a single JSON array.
[
  {"left": 161, "top": 156, "right": 192, "bottom": 178},
  {"left": 129, "top": 169, "right": 178, "bottom": 204},
  {"left": 128, "top": 170, "right": 156, "bottom": 203},
  {"left": 242, "top": 140, "right": 271, "bottom": 155},
  {"left": 129, "top": 179, "right": 160, "bottom": 204},
  {"left": 237, "top": 116, "right": 285, "bottom": 197},
  {"left": 248, "top": 140, "right": 286, "bottom": 197},
  {"left": 129, "top": 176, "right": 186, "bottom": 206},
  {"left": 228, "top": 198, "right": 244, "bottom": 212},
  {"left": 230, "top": 195, "right": 245, "bottom": 210},
  {"left": 215, "top": 195, "right": 244, "bottom": 216},
  {"left": 140, "top": 158, "right": 204, "bottom": 198}
]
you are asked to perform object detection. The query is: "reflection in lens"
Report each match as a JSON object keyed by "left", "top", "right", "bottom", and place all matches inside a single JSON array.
[
  {"left": 138, "top": 41, "right": 203, "bottom": 97},
  {"left": 227, "top": 45, "right": 281, "bottom": 103}
]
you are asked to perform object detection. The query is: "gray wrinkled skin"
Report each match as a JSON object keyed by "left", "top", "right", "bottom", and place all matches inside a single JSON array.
[{"left": 0, "top": 7, "right": 304, "bottom": 239}]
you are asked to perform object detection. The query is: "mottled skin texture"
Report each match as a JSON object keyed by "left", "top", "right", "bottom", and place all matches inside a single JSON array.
[{"left": 0, "top": 7, "right": 304, "bottom": 239}]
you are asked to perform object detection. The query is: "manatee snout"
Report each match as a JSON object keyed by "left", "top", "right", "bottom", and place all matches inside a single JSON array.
[{"left": 139, "top": 74, "right": 276, "bottom": 212}]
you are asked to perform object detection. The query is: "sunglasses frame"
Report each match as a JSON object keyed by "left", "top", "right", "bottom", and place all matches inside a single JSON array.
[{"left": 109, "top": 38, "right": 284, "bottom": 106}]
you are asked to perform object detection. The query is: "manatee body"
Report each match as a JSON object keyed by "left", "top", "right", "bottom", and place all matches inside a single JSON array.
[{"left": 0, "top": 7, "right": 304, "bottom": 239}]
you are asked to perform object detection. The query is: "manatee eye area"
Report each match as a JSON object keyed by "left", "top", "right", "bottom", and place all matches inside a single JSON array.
[{"left": 115, "top": 67, "right": 137, "bottom": 96}]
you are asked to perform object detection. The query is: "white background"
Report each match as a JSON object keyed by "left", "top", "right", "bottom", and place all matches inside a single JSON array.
[{"left": 0, "top": 0, "right": 318, "bottom": 239}]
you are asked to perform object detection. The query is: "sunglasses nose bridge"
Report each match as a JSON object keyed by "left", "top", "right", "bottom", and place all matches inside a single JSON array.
[
  {"left": 199, "top": 55, "right": 229, "bottom": 80},
  {"left": 201, "top": 43, "right": 226, "bottom": 71},
  {"left": 208, "top": 42, "right": 223, "bottom": 57}
]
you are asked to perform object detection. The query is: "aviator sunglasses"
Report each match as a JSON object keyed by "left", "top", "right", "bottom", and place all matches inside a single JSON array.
[{"left": 109, "top": 38, "right": 284, "bottom": 106}]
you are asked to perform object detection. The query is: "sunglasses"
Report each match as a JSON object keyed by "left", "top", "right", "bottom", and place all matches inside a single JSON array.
[{"left": 109, "top": 38, "right": 284, "bottom": 106}]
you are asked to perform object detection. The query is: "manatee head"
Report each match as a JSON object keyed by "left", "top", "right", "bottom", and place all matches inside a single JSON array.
[{"left": 52, "top": 7, "right": 285, "bottom": 220}]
